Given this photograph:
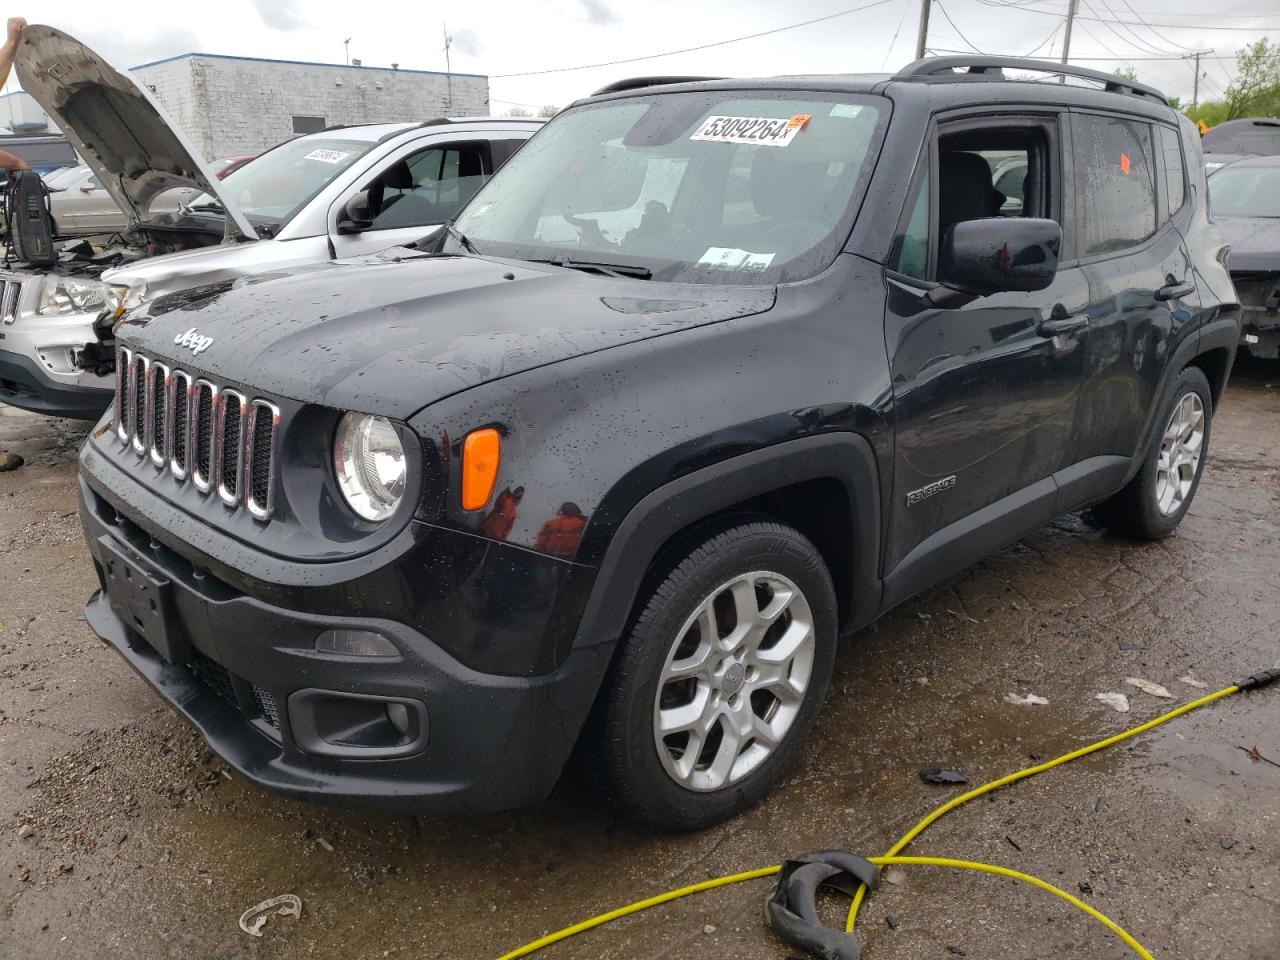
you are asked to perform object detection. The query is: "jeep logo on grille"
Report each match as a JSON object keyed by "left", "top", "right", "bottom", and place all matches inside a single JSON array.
[{"left": 174, "top": 327, "right": 214, "bottom": 355}]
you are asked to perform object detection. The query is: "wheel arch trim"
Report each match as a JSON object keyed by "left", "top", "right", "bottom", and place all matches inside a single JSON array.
[{"left": 571, "top": 432, "right": 883, "bottom": 653}]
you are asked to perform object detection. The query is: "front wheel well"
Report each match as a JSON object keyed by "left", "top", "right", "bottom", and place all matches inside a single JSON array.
[{"left": 642, "top": 477, "right": 856, "bottom": 632}]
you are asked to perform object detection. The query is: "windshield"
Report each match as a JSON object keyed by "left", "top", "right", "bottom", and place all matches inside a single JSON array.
[
  {"left": 452, "top": 91, "right": 887, "bottom": 284},
  {"left": 189, "top": 137, "right": 373, "bottom": 228},
  {"left": 42, "top": 164, "right": 86, "bottom": 189},
  {"left": 1209, "top": 164, "right": 1280, "bottom": 218}
]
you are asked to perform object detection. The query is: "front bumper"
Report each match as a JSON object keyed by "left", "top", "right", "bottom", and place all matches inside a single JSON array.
[
  {"left": 78, "top": 474, "right": 612, "bottom": 814},
  {"left": 0, "top": 345, "right": 112, "bottom": 419}
]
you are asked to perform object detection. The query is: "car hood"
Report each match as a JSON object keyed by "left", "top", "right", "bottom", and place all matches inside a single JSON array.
[
  {"left": 1217, "top": 216, "right": 1280, "bottom": 273},
  {"left": 118, "top": 252, "right": 776, "bottom": 420},
  {"left": 15, "top": 25, "right": 256, "bottom": 240}
]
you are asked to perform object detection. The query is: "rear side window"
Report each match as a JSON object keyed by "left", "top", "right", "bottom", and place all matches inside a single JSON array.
[
  {"left": 1158, "top": 125, "right": 1185, "bottom": 219},
  {"left": 1073, "top": 114, "right": 1158, "bottom": 256}
]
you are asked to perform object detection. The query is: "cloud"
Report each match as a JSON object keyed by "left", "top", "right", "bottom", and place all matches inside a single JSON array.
[
  {"left": 252, "top": 0, "right": 307, "bottom": 32},
  {"left": 450, "top": 29, "right": 483, "bottom": 59},
  {"left": 579, "top": 0, "right": 618, "bottom": 26},
  {"left": 71, "top": 25, "right": 204, "bottom": 68}
]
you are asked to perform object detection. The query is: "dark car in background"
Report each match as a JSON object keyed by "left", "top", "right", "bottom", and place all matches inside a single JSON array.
[
  {"left": 1209, "top": 155, "right": 1280, "bottom": 360},
  {"left": 1202, "top": 116, "right": 1280, "bottom": 173},
  {"left": 79, "top": 57, "right": 1237, "bottom": 829},
  {"left": 0, "top": 132, "right": 76, "bottom": 175}
]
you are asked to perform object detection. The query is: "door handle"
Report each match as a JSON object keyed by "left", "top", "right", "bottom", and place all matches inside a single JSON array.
[
  {"left": 1154, "top": 279, "right": 1195, "bottom": 301},
  {"left": 1037, "top": 313, "right": 1087, "bottom": 338}
]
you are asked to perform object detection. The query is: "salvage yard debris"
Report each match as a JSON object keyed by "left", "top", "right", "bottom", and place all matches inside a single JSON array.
[
  {"left": 1003, "top": 692, "right": 1049, "bottom": 706},
  {"left": 1095, "top": 692, "right": 1131, "bottom": 713},
  {"left": 1124, "top": 677, "right": 1175, "bottom": 699},
  {"left": 238, "top": 894, "right": 303, "bottom": 938}
]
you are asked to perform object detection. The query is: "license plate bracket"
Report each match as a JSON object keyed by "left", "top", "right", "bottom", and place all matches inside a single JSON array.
[{"left": 99, "top": 537, "right": 189, "bottom": 665}]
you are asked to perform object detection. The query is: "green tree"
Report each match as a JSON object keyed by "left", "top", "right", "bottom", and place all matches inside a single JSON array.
[
  {"left": 1222, "top": 38, "right": 1280, "bottom": 120},
  {"left": 537, "top": 104, "right": 560, "bottom": 118},
  {"left": 1114, "top": 65, "right": 1138, "bottom": 82},
  {"left": 506, "top": 106, "right": 532, "bottom": 117}
]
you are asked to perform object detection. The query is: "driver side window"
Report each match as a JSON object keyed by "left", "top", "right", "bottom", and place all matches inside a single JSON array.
[{"left": 367, "top": 142, "right": 492, "bottom": 230}]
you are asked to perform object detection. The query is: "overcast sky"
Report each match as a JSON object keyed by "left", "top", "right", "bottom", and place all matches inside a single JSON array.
[{"left": 12, "top": 0, "right": 1280, "bottom": 109}]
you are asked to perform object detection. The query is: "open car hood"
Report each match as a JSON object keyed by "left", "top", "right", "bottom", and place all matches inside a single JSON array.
[{"left": 15, "top": 25, "right": 256, "bottom": 240}]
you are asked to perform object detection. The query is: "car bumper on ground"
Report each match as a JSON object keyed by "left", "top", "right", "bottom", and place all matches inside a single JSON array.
[
  {"left": 77, "top": 472, "right": 612, "bottom": 814},
  {"left": 0, "top": 345, "right": 111, "bottom": 419}
]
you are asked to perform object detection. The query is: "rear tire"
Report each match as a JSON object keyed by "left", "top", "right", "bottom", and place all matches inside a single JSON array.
[
  {"left": 1096, "top": 366, "right": 1213, "bottom": 540},
  {"left": 591, "top": 519, "right": 837, "bottom": 830}
]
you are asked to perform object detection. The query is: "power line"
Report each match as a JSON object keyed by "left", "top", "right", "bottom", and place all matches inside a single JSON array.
[
  {"left": 1024, "top": 23, "right": 1062, "bottom": 57},
  {"left": 1119, "top": 0, "right": 1198, "bottom": 52},
  {"left": 934, "top": 0, "right": 985, "bottom": 54},
  {"left": 972, "top": 0, "right": 1279, "bottom": 31},
  {"left": 981, "top": 0, "right": 1280, "bottom": 19},
  {"left": 880, "top": 0, "right": 916, "bottom": 70},
  {"left": 492, "top": 0, "right": 897, "bottom": 78},
  {"left": 1086, "top": 0, "right": 1184, "bottom": 56},
  {"left": 1075, "top": 22, "right": 1127, "bottom": 60}
]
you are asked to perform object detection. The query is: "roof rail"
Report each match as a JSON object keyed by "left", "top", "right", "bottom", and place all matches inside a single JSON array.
[
  {"left": 592, "top": 76, "right": 725, "bottom": 96},
  {"left": 893, "top": 56, "right": 1169, "bottom": 106}
]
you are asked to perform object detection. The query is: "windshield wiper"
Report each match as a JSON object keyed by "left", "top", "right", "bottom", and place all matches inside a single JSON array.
[
  {"left": 443, "top": 221, "right": 478, "bottom": 255},
  {"left": 530, "top": 257, "right": 653, "bottom": 280}
]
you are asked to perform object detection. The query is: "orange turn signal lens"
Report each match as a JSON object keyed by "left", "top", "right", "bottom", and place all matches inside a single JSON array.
[{"left": 461, "top": 428, "right": 501, "bottom": 511}]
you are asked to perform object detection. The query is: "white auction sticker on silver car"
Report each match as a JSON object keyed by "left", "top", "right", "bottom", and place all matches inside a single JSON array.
[
  {"left": 690, "top": 114, "right": 812, "bottom": 147},
  {"left": 304, "top": 148, "right": 351, "bottom": 164}
]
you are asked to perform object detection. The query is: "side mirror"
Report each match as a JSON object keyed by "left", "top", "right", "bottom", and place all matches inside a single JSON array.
[
  {"left": 336, "top": 190, "right": 373, "bottom": 235},
  {"left": 938, "top": 217, "right": 1062, "bottom": 295},
  {"left": 80, "top": 183, "right": 95, "bottom": 193}
]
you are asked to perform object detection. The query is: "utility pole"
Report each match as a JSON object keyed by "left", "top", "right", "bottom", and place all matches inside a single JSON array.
[
  {"left": 343, "top": 38, "right": 351, "bottom": 65},
  {"left": 1059, "top": 0, "right": 1078, "bottom": 83},
  {"left": 442, "top": 22, "right": 453, "bottom": 113},
  {"left": 1183, "top": 50, "right": 1211, "bottom": 108},
  {"left": 915, "top": 0, "right": 931, "bottom": 60}
]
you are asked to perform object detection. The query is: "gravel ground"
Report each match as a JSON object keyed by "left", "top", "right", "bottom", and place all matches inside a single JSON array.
[{"left": 1, "top": 363, "right": 1277, "bottom": 960}]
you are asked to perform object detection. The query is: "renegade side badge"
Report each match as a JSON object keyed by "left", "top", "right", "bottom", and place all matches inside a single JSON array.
[{"left": 907, "top": 475, "right": 957, "bottom": 506}]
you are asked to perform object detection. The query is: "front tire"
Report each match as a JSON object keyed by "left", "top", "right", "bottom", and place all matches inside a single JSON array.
[
  {"left": 1097, "top": 366, "right": 1213, "bottom": 540},
  {"left": 591, "top": 519, "right": 837, "bottom": 830}
]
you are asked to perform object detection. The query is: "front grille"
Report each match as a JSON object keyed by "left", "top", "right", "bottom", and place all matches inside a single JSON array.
[
  {"left": 149, "top": 363, "right": 168, "bottom": 467},
  {"left": 113, "top": 348, "right": 281, "bottom": 520},
  {"left": 0, "top": 278, "right": 22, "bottom": 325},
  {"left": 189, "top": 650, "right": 236, "bottom": 705},
  {"left": 252, "top": 685, "right": 281, "bottom": 729}
]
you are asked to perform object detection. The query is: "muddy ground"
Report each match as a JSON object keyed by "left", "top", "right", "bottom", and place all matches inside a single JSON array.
[{"left": 1, "top": 364, "right": 1278, "bottom": 960}]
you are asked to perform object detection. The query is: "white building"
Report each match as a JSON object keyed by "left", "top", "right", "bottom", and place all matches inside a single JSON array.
[
  {"left": 129, "top": 53, "right": 490, "bottom": 158},
  {"left": 0, "top": 90, "right": 53, "bottom": 134}
]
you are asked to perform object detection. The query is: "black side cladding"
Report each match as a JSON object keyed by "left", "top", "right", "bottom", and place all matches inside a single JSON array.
[
  {"left": 765, "top": 850, "right": 881, "bottom": 960},
  {"left": 5, "top": 171, "right": 56, "bottom": 266}
]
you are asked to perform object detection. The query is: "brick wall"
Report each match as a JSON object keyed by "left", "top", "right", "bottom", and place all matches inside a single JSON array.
[{"left": 132, "top": 56, "right": 489, "bottom": 159}]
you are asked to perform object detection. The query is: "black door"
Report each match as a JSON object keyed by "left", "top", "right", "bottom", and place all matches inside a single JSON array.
[
  {"left": 1067, "top": 113, "right": 1201, "bottom": 492},
  {"left": 882, "top": 114, "right": 1090, "bottom": 587}
]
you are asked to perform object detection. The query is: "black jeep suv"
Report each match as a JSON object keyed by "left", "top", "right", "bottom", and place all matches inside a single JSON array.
[{"left": 78, "top": 57, "right": 1239, "bottom": 829}]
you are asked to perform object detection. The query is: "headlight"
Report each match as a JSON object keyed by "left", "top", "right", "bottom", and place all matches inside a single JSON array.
[
  {"left": 36, "top": 275, "right": 109, "bottom": 316},
  {"left": 333, "top": 413, "right": 407, "bottom": 522}
]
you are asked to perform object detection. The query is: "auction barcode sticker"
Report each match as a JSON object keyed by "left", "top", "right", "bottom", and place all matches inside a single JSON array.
[
  {"left": 305, "top": 148, "right": 351, "bottom": 164},
  {"left": 690, "top": 114, "right": 811, "bottom": 147}
]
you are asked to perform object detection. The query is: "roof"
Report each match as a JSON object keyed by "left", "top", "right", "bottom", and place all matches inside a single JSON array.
[{"left": 129, "top": 51, "right": 486, "bottom": 80}]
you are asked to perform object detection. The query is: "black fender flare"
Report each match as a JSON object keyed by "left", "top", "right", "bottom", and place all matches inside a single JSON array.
[
  {"left": 1122, "top": 312, "right": 1240, "bottom": 487},
  {"left": 570, "top": 432, "right": 883, "bottom": 653}
]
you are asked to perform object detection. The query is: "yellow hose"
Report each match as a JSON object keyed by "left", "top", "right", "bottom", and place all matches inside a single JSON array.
[{"left": 496, "top": 684, "right": 1241, "bottom": 960}]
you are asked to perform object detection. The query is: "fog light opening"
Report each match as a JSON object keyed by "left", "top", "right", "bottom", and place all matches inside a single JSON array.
[
  {"left": 386, "top": 702, "right": 410, "bottom": 736},
  {"left": 314, "top": 629, "right": 398, "bottom": 658}
]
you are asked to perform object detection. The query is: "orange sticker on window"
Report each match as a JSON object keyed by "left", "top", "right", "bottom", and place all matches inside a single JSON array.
[
  {"left": 787, "top": 114, "right": 812, "bottom": 130},
  {"left": 1120, "top": 153, "right": 1131, "bottom": 175}
]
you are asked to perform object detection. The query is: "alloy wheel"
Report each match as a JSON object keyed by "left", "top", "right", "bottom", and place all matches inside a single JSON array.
[
  {"left": 652, "top": 571, "right": 815, "bottom": 792},
  {"left": 1155, "top": 392, "right": 1205, "bottom": 516}
]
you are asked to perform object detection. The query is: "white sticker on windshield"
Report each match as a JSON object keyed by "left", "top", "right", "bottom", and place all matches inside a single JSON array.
[
  {"left": 830, "top": 104, "right": 864, "bottom": 118},
  {"left": 304, "top": 148, "right": 351, "bottom": 164},
  {"left": 698, "top": 247, "right": 776, "bottom": 271},
  {"left": 690, "top": 115, "right": 811, "bottom": 147}
]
